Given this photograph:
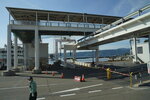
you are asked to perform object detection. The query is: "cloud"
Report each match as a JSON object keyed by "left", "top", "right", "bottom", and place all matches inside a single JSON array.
[
  {"left": 111, "top": 0, "right": 126, "bottom": 15},
  {"left": 112, "top": 0, "right": 150, "bottom": 16},
  {"left": 128, "top": 0, "right": 150, "bottom": 13}
]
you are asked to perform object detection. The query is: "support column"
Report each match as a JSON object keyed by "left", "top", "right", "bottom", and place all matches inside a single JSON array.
[
  {"left": 64, "top": 49, "right": 67, "bottom": 67},
  {"left": 14, "top": 34, "right": 18, "bottom": 69},
  {"left": 73, "top": 49, "right": 76, "bottom": 62},
  {"left": 7, "top": 25, "right": 12, "bottom": 71},
  {"left": 59, "top": 41, "right": 62, "bottom": 60},
  {"left": 148, "top": 35, "right": 150, "bottom": 62},
  {"left": 33, "top": 26, "right": 41, "bottom": 74},
  {"left": 133, "top": 37, "right": 138, "bottom": 63},
  {"left": 95, "top": 48, "right": 99, "bottom": 66},
  {"left": 55, "top": 40, "right": 58, "bottom": 62},
  {"left": 2, "top": 25, "right": 15, "bottom": 76},
  {"left": 23, "top": 43, "right": 27, "bottom": 71}
]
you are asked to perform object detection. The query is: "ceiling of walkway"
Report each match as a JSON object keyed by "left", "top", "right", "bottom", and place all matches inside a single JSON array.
[{"left": 7, "top": 7, "right": 121, "bottom": 24}]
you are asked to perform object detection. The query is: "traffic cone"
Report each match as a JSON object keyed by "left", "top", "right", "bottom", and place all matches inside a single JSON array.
[
  {"left": 81, "top": 74, "right": 85, "bottom": 82},
  {"left": 60, "top": 73, "right": 64, "bottom": 78},
  {"left": 52, "top": 72, "right": 55, "bottom": 76}
]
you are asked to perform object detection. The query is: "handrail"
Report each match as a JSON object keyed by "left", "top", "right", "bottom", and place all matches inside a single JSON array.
[
  {"left": 77, "top": 4, "right": 150, "bottom": 42},
  {"left": 10, "top": 20, "right": 104, "bottom": 29}
]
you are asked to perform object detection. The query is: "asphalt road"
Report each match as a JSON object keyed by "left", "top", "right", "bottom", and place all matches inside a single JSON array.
[{"left": 0, "top": 68, "right": 150, "bottom": 100}]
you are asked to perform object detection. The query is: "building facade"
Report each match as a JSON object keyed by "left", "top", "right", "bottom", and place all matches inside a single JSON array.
[{"left": 0, "top": 45, "right": 24, "bottom": 68}]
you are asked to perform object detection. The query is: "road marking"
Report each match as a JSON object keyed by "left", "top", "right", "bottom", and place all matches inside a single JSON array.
[
  {"left": 0, "top": 84, "right": 56, "bottom": 90},
  {"left": 52, "top": 83, "right": 103, "bottom": 94},
  {"left": 112, "top": 86, "right": 123, "bottom": 90},
  {"left": 52, "top": 88, "right": 80, "bottom": 94},
  {"left": 79, "top": 84, "right": 103, "bottom": 89},
  {"left": 60, "top": 93, "right": 76, "bottom": 97},
  {"left": 37, "top": 97, "right": 45, "bottom": 100},
  {"left": 88, "top": 90, "right": 102, "bottom": 93}
]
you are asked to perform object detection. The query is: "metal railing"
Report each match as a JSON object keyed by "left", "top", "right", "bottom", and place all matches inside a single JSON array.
[
  {"left": 78, "top": 4, "right": 150, "bottom": 42},
  {"left": 10, "top": 20, "right": 105, "bottom": 29}
]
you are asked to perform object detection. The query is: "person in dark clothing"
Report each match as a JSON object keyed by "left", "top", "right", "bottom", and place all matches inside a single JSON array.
[{"left": 28, "top": 76, "right": 37, "bottom": 100}]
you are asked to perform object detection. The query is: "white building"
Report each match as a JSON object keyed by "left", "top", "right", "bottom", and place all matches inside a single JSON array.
[
  {"left": 0, "top": 45, "right": 24, "bottom": 67},
  {"left": 132, "top": 39, "right": 150, "bottom": 63}
]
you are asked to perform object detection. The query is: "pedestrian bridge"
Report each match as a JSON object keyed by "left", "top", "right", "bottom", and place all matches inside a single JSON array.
[
  {"left": 77, "top": 5, "right": 150, "bottom": 49},
  {"left": 7, "top": 7, "right": 121, "bottom": 43}
]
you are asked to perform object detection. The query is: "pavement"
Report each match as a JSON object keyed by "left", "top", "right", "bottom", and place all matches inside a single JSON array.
[{"left": 0, "top": 67, "right": 150, "bottom": 100}]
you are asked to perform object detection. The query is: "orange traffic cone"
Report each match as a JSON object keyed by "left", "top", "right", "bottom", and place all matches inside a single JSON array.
[
  {"left": 81, "top": 74, "right": 85, "bottom": 82},
  {"left": 52, "top": 72, "right": 55, "bottom": 76},
  {"left": 60, "top": 73, "right": 64, "bottom": 78}
]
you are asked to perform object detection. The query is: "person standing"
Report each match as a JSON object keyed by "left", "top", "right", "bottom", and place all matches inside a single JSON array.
[{"left": 28, "top": 76, "right": 37, "bottom": 100}]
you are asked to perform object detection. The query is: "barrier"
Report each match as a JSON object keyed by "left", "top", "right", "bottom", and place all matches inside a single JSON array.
[
  {"left": 100, "top": 67, "right": 130, "bottom": 77},
  {"left": 74, "top": 76, "right": 81, "bottom": 82}
]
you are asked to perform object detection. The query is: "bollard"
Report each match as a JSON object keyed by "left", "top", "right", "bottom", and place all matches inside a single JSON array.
[
  {"left": 130, "top": 72, "right": 133, "bottom": 87},
  {"left": 106, "top": 68, "right": 111, "bottom": 80}
]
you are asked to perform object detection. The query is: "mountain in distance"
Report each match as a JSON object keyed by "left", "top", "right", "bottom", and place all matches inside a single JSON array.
[
  {"left": 50, "top": 48, "right": 130, "bottom": 58},
  {"left": 76, "top": 48, "right": 130, "bottom": 58}
]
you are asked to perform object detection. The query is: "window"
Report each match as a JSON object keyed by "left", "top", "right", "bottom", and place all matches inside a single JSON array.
[{"left": 137, "top": 47, "right": 143, "bottom": 54}]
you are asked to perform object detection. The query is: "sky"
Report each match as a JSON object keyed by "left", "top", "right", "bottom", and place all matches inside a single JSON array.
[{"left": 0, "top": 0, "right": 150, "bottom": 53}]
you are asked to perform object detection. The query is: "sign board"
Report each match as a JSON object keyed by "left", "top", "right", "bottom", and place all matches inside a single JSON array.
[{"left": 147, "top": 61, "right": 150, "bottom": 74}]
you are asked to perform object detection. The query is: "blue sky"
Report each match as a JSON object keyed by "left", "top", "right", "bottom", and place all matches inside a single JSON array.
[{"left": 0, "top": 0, "right": 150, "bottom": 53}]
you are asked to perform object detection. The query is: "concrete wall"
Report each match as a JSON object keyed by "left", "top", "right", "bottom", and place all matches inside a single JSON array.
[
  {"left": 26, "top": 43, "right": 48, "bottom": 67},
  {"left": 27, "top": 43, "right": 48, "bottom": 58}
]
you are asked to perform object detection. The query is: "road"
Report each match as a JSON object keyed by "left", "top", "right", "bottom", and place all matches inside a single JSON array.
[{"left": 0, "top": 68, "right": 150, "bottom": 100}]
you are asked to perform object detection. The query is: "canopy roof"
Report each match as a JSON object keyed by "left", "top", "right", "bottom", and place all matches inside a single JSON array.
[{"left": 7, "top": 7, "right": 121, "bottom": 24}]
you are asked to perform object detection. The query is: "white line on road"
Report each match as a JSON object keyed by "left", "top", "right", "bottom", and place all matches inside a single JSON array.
[
  {"left": 37, "top": 97, "right": 45, "bottom": 100},
  {"left": 60, "top": 93, "right": 76, "bottom": 97},
  {"left": 112, "top": 86, "right": 123, "bottom": 90},
  {"left": 80, "top": 84, "right": 103, "bottom": 89},
  {"left": 52, "top": 83, "right": 103, "bottom": 94},
  {"left": 52, "top": 88, "right": 80, "bottom": 94},
  {"left": 88, "top": 90, "right": 102, "bottom": 93}
]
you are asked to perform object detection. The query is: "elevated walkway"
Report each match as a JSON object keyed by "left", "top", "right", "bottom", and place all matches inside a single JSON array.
[{"left": 7, "top": 7, "right": 121, "bottom": 43}]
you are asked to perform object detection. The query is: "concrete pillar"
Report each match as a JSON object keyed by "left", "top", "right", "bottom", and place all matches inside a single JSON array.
[
  {"left": 33, "top": 26, "right": 41, "bottom": 73},
  {"left": 7, "top": 25, "right": 12, "bottom": 71},
  {"left": 95, "top": 48, "right": 99, "bottom": 66},
  {"left": 59, "top": 41, "right": 62, "bottom": 60},
  {"left": 55, "top": 40, "right": 58, "bottom": 61},
  {"left": 148, "top": 35, "right": 150, "bottom": 62},
  {"left": 14, "top": 34, "right": 18, "bottom": 69},
  {"left": 23, "top": 43, "right": 27, "bottom": 70},
  {"left": 133, "top": 37, "right": 138, "bottom": 62},
  {"left": 73, "top": 49, "right": 76, "bottom": 62},
  {"left": 64, "top": 49, "right": 67, "bottom": 67},
  {"left": 35, "top": 26, "right": 39, "bottom": 70},
  {"left": 2, "top": 25, "right": 15, "bottom": 76}
]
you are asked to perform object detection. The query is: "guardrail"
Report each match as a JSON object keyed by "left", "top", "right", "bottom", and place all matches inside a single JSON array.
[
  {"left": 10, "top": 20, "right": 105, "bottom": 29},
  {"left": 78, "top": 4, "right": 150, "bottom": 42}
]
